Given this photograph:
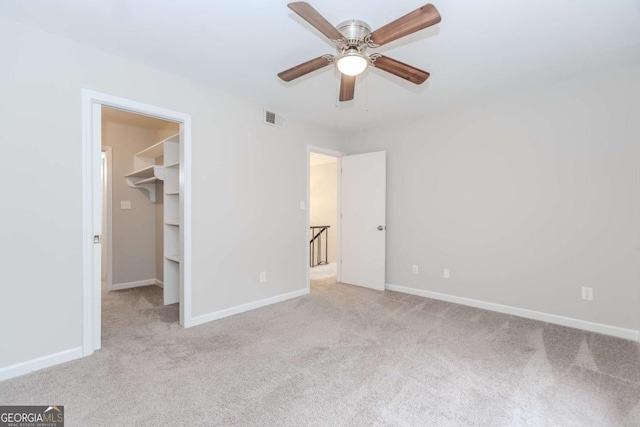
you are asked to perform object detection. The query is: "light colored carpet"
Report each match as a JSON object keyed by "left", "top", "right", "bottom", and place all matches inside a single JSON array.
[
  {"left": 310, "top": 262, "right": 337, "bottom": 281},
  {"left": 2, "top": 280, "right": 640, "bottom": 426}
]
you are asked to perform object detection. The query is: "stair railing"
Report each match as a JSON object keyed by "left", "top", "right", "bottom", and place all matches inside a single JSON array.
[{"left": 310, "top": 225, "right": 330, "bottom": 267}]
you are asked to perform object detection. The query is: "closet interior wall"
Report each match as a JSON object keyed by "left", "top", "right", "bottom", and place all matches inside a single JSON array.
[{"left": 102, "top": 107, "right": 178, "bottom": 289}]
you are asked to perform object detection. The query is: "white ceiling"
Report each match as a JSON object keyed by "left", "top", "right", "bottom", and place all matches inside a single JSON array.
[{"left": 2, "top": 0, "right": 639, "bottom": 131}]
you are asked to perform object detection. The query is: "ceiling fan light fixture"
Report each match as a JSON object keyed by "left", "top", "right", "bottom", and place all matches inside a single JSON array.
[{"left": 336, "top": 49, "right": 368, "bottom": 76}]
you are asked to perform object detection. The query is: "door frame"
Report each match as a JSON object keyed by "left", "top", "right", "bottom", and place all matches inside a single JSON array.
[
  {"left": 101, "top": 146, "right": 113, "bottom": 291},
  {"left": 306, "top": 145, "right": 344, "bottom": 292},
  {"left": 81, "top": 89, "right": 193, "bottom": 357}
]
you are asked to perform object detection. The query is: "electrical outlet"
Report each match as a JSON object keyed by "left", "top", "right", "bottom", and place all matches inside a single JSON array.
[
  {"left": 443, "top": 269, "right": 450, "bottom": 279},
  {"left": 120, "top": 200, "right": 131, "bottom": 210},
  {"left": 581, "top": 287, "right": 593, "bottom": 301},
  {"left": 412, "top": 265, "right": 419, "bottom": 275},
  {"left": 260, "top": 272, "right": 267, "bottom": 283}
]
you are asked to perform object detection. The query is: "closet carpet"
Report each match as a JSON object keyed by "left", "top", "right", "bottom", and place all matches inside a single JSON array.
[{"left": 1, "top": 280, "right": 640, "bottom": 426}]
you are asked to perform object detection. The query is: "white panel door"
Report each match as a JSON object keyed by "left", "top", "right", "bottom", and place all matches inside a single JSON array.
[{"left": 341, "top": 151, "right": 386, "bottom": 291}]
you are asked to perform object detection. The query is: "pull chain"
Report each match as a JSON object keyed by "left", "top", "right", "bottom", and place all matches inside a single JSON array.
[
  {"left": 335, "top": 71, "right": 340, "bottom": 108},
  {"left": 364, "top": 74, "right": 369, "bottom": 113}
]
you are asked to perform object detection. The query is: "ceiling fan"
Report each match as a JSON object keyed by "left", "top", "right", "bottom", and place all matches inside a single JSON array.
[{"left": 278, "top": 2, "right": 441, "bottom": 102}]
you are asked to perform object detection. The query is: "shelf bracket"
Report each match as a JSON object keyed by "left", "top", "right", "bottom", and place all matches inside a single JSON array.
[
  {"left": 129, "top": 183, "right": 156, "bottom": 202},
  {"left": 125, "top": 166, "right": 164, "bottom": 203}
]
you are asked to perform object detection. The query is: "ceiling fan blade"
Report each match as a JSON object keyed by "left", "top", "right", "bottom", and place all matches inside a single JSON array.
[
  {"left": 339, "top": 74, "right": 356, "bottom": 102},
  {"left": 371, "top": 55, "right": 430, "bottom": 84},
  {"left": 278, "top": 56, "right": 334, "bottom": 82},
  {"left": 288, "top": 2, "right": 344, "bottom": 41},
  {"left": 368, "top": 4, "right": 441, "bottom": 47}
]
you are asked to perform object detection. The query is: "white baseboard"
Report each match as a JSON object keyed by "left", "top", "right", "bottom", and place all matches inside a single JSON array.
[
  {"left": 110, "top": 278, "right": 156, "bottom": 291},
  {"left": 155, "top": 279, "right": 164, "bottom": 289},
  {"left": 187, "top": 288, "right": 309, "bottom": 328},
  {"left": 386, "top": 284, "right": 639, "bottom": 342},
  {"left": 0, "top": 347, "right": 83, "bottom": 382}
]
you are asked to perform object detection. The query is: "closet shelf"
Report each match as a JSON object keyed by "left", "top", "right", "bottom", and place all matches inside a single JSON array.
[
  {"left": 135, "top": 176, "right": 158, "bottom": 185},
  {"left": 165, "top": 254, "right": 180, "bottom": 263},
  {"left": 125, "top": 165, "right": 160, "bottom": 179},
  {"left": 135, "top": 132, "right": 179, "bottom": 158},
  {"left": 165, "top": 191, "right": 180, "bottom": 196},
  {"left": 165, "top": 162, "right": 180, "bottom": 168},
  {"left": 165, "top": 222, "right": 179, "bottom": 226},
  {"left": 125, "top": 165, "right": 164, "bottom": 202},
  {"left": 135, "top": 141, "right": 163, "bottom": 159}
]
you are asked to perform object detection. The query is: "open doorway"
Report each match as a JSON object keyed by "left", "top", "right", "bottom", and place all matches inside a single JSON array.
[
  {"left": 82, "top": 90, "right": 192, "bottom": 357},
  {"left": 99, "top": 107, "right": 181, "bottom": 340},
  {"left": 308, "top": 148, "right": 343, "bottom": 289},
  {"left": 306, "top": 147, "right": 387, "bottom": 293}
]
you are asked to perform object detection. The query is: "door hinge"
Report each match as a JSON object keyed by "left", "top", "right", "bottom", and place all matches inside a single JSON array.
[{"left": 94, "top": 235, "right": 102, "bottom": 244}]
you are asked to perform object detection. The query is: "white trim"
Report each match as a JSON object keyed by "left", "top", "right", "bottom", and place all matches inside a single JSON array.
[
  {"left": 0, "top": 347, "right": 83, "bottom": 382},
  {"left": 155, "top": 279, "right": 164, "bottom": 288},
  {"left": 102, "top": 147, "right": 113, "bottom": 291},
  {"left": 180, "top": 118, "right": 193, "bottom": 328},
  {"left": 189, "top": 288, "right": 309, "bottom": 328},
  {"left": 81, "top": 92, "right": 94, "bottom": 357},
  {"left": 92, "top": 103, "right": 102, "bottom": 351},
  {"left": 82, "top": 89, "right": 194, "bottom": 357},
  {"left": 110, "top": 278, "right": 157, "bottom": 291},
  {"left": 386, "top": 284, "right": 640, "bottom": 342},
  {"left": 306, "top": 145, "right": 345, "bottom": 293},
  {"left": 336, "top": 157, "right": 342, "bottom": 284}
]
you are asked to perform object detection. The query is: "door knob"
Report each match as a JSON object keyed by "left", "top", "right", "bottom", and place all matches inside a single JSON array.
[{"left": 377, "top": 225, "right": 384, "bottom": 231}]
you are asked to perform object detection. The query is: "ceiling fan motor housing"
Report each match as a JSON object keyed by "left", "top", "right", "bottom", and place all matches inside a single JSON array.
[{"left": 336, "top": 20, "right": 372, "bottom": 53}]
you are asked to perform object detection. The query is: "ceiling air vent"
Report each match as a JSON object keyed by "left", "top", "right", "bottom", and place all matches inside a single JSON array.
[{"left": 264, "top": 109, "right": 285, "bottom": 128}]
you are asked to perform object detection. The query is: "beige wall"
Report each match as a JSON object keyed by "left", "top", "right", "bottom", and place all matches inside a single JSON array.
[
  {"left": 343, "top": 65, "right": 640, "bottom": 330},
  {"left": 310, "top": 162, "right": 338, "bottom": 263},
  {"left": 0, "top": 15, "right": 343, "bottom": 369}
]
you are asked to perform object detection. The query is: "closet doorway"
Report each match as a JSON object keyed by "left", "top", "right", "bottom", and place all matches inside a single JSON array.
[
  {"left": 82, "top": 90, "right": 193, "bottom": 357},
  {"left": 101, "top": 107, "right": 179, "bottom": 297}
]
